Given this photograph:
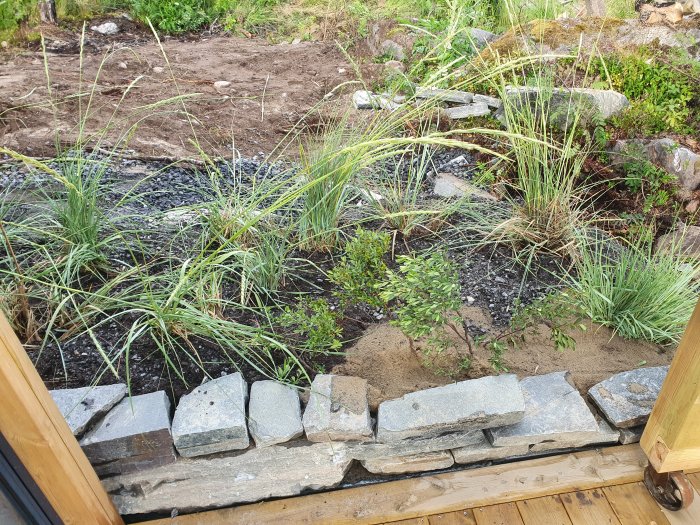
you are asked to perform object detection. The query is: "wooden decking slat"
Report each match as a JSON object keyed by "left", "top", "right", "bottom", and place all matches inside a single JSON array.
[
  {"left": 603, "top": 482, "right": 671, "bottom": 525},
  {"left": 516, "top": 494, "right": 573, "bottom": 525},
  {"left": 560, "top": 489, "right": 621, "bottom": 525},
  {"left": 427, "top": 510, "right": 477, "bottom": 525},
  {"left": 473, "top": 502, "right": 524, "bottom": 525},
  {"left": 660, "top": 486, "right": 700, "bottom": 525}
]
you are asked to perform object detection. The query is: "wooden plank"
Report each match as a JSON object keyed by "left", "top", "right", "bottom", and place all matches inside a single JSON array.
[
  {"left": 516, "top": 495, "right": 572, "bottom": 525},
  {"left": 428, "top": 510, "right": 477, "bottom": 525},
  {"left": 660, "top": 486, "right": 700, "bottom": 525},
  {"left": 143, "top": 446, "right": 647, "bottom": 525},
  {"left": 0, "top": 313, "right": 123, "bottom": 525},
  {"left": 385, "top": 519, "right": 428, "bottom": 525},
  {"left": 473, "top": 502, "right": 524, "bottom": 525},
  {"left": 602, "top": 482, "right": 670, "bottom": 525},
  {"left": 560, "top": 489, "right": 621, "bottom": 525},
  {"left": 641, "top": 299, "right": 700, "bottom": 473}
]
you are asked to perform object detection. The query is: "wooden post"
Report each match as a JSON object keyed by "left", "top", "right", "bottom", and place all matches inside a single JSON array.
[
  {"left": 641, "top": 299, "right": 700, "bottom": 473},
  {"left": 0, "top": 313, "right": 123, "bottom": 525}
]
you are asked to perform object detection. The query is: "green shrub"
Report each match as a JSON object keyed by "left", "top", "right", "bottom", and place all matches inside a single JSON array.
[
  {"left": 620, "top": 143, "right": 675, "bottom": 212},
  {"left": 279, "top": 298, "right": 343, "bottom": 353},
  {"left": 328, "top": 228, "right": 390, "bottom": 308},
  {"left": 130, "top": 0, "right": 212, "bottom": 33}
]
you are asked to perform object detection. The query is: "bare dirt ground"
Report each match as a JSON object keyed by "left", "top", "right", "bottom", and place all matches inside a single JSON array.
[
  {"left": 334, "top": 306, "right": 672, "bottom": 409},
  {"left": 0, "top": 26, "right": 355, "bottom": 158}
]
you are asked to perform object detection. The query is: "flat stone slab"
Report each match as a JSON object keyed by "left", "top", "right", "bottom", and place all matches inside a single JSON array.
[
  {"left": 588, "top": 366, "right": 668, "bottom": 428},
  {"left": 352, "top": 90, "right": 400, "bottom": 110},
  {"left": 104, "top": 442, "right": 352, "bottom": 515},
  {"left": 528, "top": 416, "right": 620, "bottom": 453},
  {"left": 361, "top": 450, "right": 454, "bottom": 475},
  {"left": 50, "top": 384, "right": 126, "bottom": 436},
  {"left": 303, "top": 375, "right": 373, "bottom": 442},
  {"left": 248, "top": 380, "right": 303, "bottom": 447},
  {"left": 433, "top": 172, "right": 496, "bottom": 201},
  {"left": 452, "top": 431, "right": 529, "bottom": 464},
  {"left": 505, "top": 86, "right": 629, "bottom": 120},
  {"left": 377, "top": 375, "right": 525, "bottom": 443},
  {"left": 444, "top": 102, "right": 491, "bottom": 119},
  {"left": 619, "top": 425, "right": 645, "bottom": 445},
  {"left": 348, "top": 428, "right": 483, "bottom": 461},
  {"left": 487, "top": 372, "right": 600, "bottom": 447},
  {"left": 171, "top": 373, "right": 249, "bottom": 457},
  {"left": 415, "top": 86, "right": 473, "bottom": 104},
  {"left": 80, "top": 391, "right": 175, "bottom": 476},
  {"left": 473, "top": 93, "right": 502, "bottom": 109}
]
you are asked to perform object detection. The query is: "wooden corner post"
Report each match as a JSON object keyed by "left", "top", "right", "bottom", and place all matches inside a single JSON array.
[{"left": 0, "top": 312, "right": 123, "bottom": 524}]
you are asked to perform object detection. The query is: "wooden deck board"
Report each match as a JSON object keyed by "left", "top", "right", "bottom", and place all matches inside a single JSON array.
[
  {"left": 516, "top": 495, "right": 572, "bottom": 525},
  {"left": 427, "top": 510, "right": 477, "bottom": 525},
  {"left": 603, "top": 482, "right": 671, "bottom": 525},
  {"left": 472, "top": 502, "right": 524, "bottom": 525},
  {"left": 559, "top": 489, "right": 621, "bottom": 525}
]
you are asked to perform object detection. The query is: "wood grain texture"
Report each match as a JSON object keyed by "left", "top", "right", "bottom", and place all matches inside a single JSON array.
[
  {"left": 603, "top": 482, "right": 670, "bottom": 525},
  {"left": 0, "top": 313, "right": 123, "bottom": 525},
  {"left": 144, "top": 446, "right": 647, "bottom": 525},
  {"left": 473, "top": 503, "right": 523, "bottom": 525},
  {"left": 641, "top": 299, "right": 700, "bottom": 472},
  {"left": 516, "top": 495, "right": 572, "bottom": 525},
  {"left": 427, "top": 510, "right": 477, "bottom": 525},
  {"left": 560, "top": 489, "right": 621, "bottom": 525}
]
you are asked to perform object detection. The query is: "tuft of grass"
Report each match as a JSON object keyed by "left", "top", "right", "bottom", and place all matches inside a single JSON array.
[{"left": 570, "top": 235, "right": 700, "bottom": 344}]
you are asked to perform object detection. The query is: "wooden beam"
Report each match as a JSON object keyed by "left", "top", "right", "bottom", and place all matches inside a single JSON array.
[
  {"left": 0, "top": 313, "right": 123, "bottom": 525},
  {"left": 143, "top": 445, "right": 647, "bottom": 525},
  {"left": 641, "top": 299, "right": 700, "bottom": 473}
]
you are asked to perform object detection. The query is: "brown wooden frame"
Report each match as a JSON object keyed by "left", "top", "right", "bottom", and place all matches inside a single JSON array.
[{"left": 0, "top": 313, "right": 123, "bottom": 524}]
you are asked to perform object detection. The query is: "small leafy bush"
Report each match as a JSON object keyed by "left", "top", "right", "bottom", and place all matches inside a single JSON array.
[
  {"left": 328, "top": 228, "right": 390, "bottom": 308},
  {"left": 379, "top": 252, "right": 462, "bottom": 343},
  {"left": 279, "top": 298, "right": 342, "bottom": 353},
  {"left": 130, "top": 0, "right": 212, "bottom": 33},
  {"left": 620, "top": 144, "right": 675, "bottom": 212}
]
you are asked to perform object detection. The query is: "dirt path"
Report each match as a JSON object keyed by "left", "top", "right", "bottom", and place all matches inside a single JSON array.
[{"left": 1, "top": 33, "right": 353, "bottom": 158}]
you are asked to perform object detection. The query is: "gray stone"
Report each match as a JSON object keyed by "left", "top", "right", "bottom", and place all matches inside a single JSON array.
[
  {"left": 352, "top": 90, "right": 400, "bottom": 111},
  {"left": 444, "top": 102, "right": 491, "bottom": 119},
  {"left": 380, "top": 39, "right": 405, "bottom": 61},
  {"left": 528, "top": 416, "right": 620, "bottom": 453},
  {"left": 171, "top": 373, "right": 249, "bottom": 457},
  {"left": 50, "top": 384, "right": 126, "bottom": 437},
  {"left": 377, "top": 375, "right": 525, "bottom": 443},
  {"left": 452, "top": 431, "right": 529, "bottom": 464},
  {"left": 656, "top": 226, "right": 700, "bottom": 259},
  {"left": 588, "top": 366, "right": 669, "bottom": 428},
  {"left": 473, "top": 94, "right": 502, "bottom": 109},
  {"left": 487, "top": 372, "right": 600, "bottom": 447},
  {"left": 80, "top": 391, "right": 175, "bottom": 476},
  {"left": 384, "top": 60, "right": 406, "bottom": 73},
  {"left": 361, "top": 450, "right": 453, "bottom": 475},
  {"left": 415, "top": 86, "right": 473, "bottom": 105},
  {"left": 348, "top": 428, "right": 484, "bottom": 461},
  {"left": 303, "top": 375, "right": 373, "bottom": 442},
  {"left": 505, "top": 86, "right": 629, "bottom": 121},
  {"left": 470, "top": 28, "right": 498, "bottom": 48},
  {"left": 433, "top": 172, "right": 496, "bottom": 201},
  {"left": 104, "top": 442, "right": 352, "bottom": 516},
  {"left": 619, "top": 425, "right": 645, "bottom": 445},
  {"left": 213, "top": 80, "right": 231, "bottom": 90},
  {"left": 91, "top": 22, "right": 118, "bottom": 35},
  {"left": 248, "top": 381, "right": 303, "bottom": 447}
]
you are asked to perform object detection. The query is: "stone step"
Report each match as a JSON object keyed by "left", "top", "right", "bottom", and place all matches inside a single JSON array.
[
  {"left": 486, "top": 372, "right": 600, "bottom": 447},
  {"left": 302, "top": 375, "right": 373, "bottom": 442},
  {"left": 103, "top": 442, "right": 352, "bottom": 516},
  {"left": 361, "top": 450, "right": 454, "bottom": 475},
  {"left": 248, "top": 380, "right": 303, "bottom": 447},
  {"left": 171, "top": 373, "right": 249, "bottom": 457},
  {"left": 80, "top": 390, "right": 175, "bottom": 477},
  {"left": 376, "top": 375, "right": 524, "bottom": 443},
  {"left": 50, "top": 383, "right": 126, "bottom": 437},
  {"left": 588, "top": 366, "right": 668, "bottom": 429}
]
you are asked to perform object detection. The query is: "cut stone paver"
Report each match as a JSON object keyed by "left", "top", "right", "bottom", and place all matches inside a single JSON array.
[
  {"left": 377, "top": 375, "right": 524, "bottom": 443},
  {"left": 487, "top": 372, "right": 600, "bottom": 447},
  {"left": 104, "top": 442, "right": 352, "bottom": 516},
  {"left": 473, "top": 93, "right": 502, "bottom": 109},
  {"left": 444, "top": 102, "right": 491, "bottom": 119},
  {"left": 452, "top": 431, "right": 529, "bottom": 465},
  {"left": 50, "top": 383, "right": 126, "bottom": 436},
  {"left": 588, "top": 366, "right": 668, "bottom": 428},
  {"left": 415, "top": 86, "right": 473, "bottom": 104},
  {"left": 352, "top": 90, "right": 400, "bottom": 111},
  {"left": 303, "top": 375, "right": 373, "bottom": 442},
  {"left": 248, "top": 380, "right": 303, "bottom": 447},
  {"left": 528, "top": 416, "right": 620, "bottom": 453},
  {"left": 171, "top": 373, "right": 249, "bottom": 457},
  {"left": 80, "top": 391, "right": 175, "bottom": 476},
  {"left": 361, "top": 450, "right": 454, "bottom": 475},
  {"left": 348, "top": 428, "right": 484, "bottom": 461},
  {"left": 619, "top": 425, "right": 645, "bottom": 445},
  {"left": 433, "top": 172, "right": 497, "bottom": 200}
]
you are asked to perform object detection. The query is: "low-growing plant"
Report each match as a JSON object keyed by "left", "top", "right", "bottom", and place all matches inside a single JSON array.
[
  {"left": 620, "top": 143, "right": 675, "bottom": 212},
  {"left": 279, "top": 298, "right": 343, "bottom": 354},
  {"left": 130, "top": 0, "right": 212, "bottom": 33},
  {"left": 328, "top": 228, "right": 390, "bottom": 308},
  {"left": 570, "top": 235, "right": 700, "bottom": 344}
]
